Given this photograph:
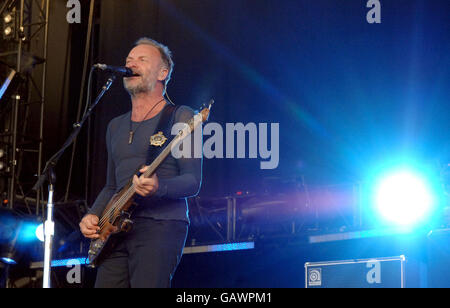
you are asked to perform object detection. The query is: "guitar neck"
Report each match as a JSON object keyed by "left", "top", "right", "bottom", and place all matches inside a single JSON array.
[
  {"left": 106, "top": 103, "right": 212, "bottom": 219},
  {"left": 142, "top": 132, "right": 180, "bottom": 178},
  {"left": 91, "top": 103, "right": 212, "bottom": 268},
  {"left": 122, "top": 113, "right": 203, "bottom": 202}
]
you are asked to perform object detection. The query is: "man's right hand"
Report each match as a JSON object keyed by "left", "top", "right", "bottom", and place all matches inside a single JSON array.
[{"left": 79, "top": 214, "right": 100, "bottom": 239}]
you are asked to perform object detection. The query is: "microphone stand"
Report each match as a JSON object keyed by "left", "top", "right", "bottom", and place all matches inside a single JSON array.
[{"left": 32, "top": 74, "right": 116, "bottom": 288}]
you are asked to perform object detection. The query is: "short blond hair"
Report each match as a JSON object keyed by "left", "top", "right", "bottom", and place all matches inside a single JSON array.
[{"left": 135, "top": 37, "right": 174, "bottom": 90}]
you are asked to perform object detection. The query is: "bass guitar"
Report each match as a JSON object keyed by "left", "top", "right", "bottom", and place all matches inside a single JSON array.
[{"left": 87, "top": 101, "right": 213, "bottom": 267}]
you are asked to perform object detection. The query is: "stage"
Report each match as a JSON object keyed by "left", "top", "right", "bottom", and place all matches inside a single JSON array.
[{"left": 1, "top": 0, "right": 449, "bottom": 289}]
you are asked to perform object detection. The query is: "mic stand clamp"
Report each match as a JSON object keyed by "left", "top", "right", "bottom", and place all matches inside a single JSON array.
[{"left": 32, "top": 75, "right": 116, "bottom": 288}]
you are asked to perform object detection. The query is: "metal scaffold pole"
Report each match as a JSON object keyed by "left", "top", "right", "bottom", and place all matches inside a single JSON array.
[{"left": 0, "top": 0, "right": 50, "bottom": 215}]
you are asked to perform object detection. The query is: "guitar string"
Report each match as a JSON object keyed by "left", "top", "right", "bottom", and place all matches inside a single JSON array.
[
  {"left": 97, "top": 170, "right": 150, "bottom": 229},
  {"left": 96, "top": 123, "right": 181, "bottom": 228},
  {"left": 98, "top": 164, "right": 154, "bottom": 229},
  {"left": 97, "top": 157, "right": 160, "bottom": 228},
  {"left": 99, "top": 184, "right": 135, "bottom": 226},
  {"left": 97, "top": 99, "right": 167, "bottom": 227},
  {"left": 98, "top": 183, "right": 134, "bottom": 226},
  {"left": 97, "top": 117, "right": 199, "bottom": 230},
  {"left": 96, "top": 125, "right": 192, "bottom": 230},
  {"left": 98, "top": 187, "right": 134, "bottom": 229},
  {"left": 97, "top": 158, "right": 158, "bottom": 228},
  {"left": 98, "top": 160, "right": 158, "bottom": 227},
  {"left": 97, "top": 135, "right": 174, "bottom": 229},
  {"left": 92, "top": 111, "right": 206, "bottom": 262}
]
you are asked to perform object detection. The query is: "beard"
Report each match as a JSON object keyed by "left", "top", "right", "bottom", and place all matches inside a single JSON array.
[{"left": 123, "top": 76, "right": 157, "bottom": 96}]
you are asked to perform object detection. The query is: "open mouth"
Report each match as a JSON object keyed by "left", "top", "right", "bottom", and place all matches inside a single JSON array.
[{"left": 125, "top": 73, "right": 140, "bottom": 79}]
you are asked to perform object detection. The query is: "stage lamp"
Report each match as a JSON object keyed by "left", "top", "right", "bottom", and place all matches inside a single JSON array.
[
  {"left": 373, "top": 169, "right": 434, "bottom": 227},
  {"left": 3, "top": 26, "right": 12, "bottom": 36},
  {"left": 0, "top": 209, "right": 43, "bottom": 266},
  {"left": 1, "top": 253, "right": 17, "bottom": 265},
  {"left": 35, "top": 223, "right": 44, "bottom": 242},
  {"left": 0, "top": 147, "right": 9, "bottom": 173},
  {"left": 3, "top": 14, "right": 12, "bottom": 24},
  {"left": 0, "top": 221, "right": 20, "bottom": 266},
  {"left": 2, "top": 10, "right": 16, "bottom": 40}
]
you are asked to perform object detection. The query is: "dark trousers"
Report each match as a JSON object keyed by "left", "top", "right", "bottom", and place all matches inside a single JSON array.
[{"left": 94, "top": 217, "right": 188, "bottom": 288}]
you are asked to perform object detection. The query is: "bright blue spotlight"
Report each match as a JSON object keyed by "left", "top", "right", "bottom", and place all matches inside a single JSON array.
[
  {"left": 1, "top": 257, "right": 17, "bottom": 265},
  {"left": 35, "top": 223, "right": 44, "bottom": 242},
  {"left": 18, "top": 222, "right": 43, "bottom": 243},
  {"left": 374, "top": 170, "right": 434, "bottom": 227}
]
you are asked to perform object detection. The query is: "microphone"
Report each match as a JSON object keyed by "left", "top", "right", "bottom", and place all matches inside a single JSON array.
[{"left": 93, "top": 63, "right": 136, "bottom": 77}]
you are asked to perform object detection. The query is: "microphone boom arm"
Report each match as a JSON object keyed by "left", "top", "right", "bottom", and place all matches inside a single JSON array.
[
  {"left": 32, "top": 74, "right": 116, "bottom": 288},
  {"left": 33, "top": 75, "right": 116, "bottom": 191}
]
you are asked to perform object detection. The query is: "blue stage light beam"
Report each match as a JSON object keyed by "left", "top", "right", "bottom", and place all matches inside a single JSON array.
[
  {"left": 35, "top": 223, "right": 44, "bottom": 242},
  {"left": 0, "top": 257, "right": 17, "bottom": 265},
  {"left": 373, "top": 169, "right": 435, "bottom": 227}
]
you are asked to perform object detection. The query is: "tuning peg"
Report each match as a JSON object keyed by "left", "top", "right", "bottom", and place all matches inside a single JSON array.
[
  {"left": 208, "top": 99, "right": 215, "bottom": 107},
  {"left": 201, "top": 99, "right": 215, "bottom": 110}
]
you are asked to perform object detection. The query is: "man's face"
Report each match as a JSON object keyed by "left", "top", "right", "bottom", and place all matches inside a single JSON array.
[{"left": 123, "top": 44, "right": 167, "bottom": 96}]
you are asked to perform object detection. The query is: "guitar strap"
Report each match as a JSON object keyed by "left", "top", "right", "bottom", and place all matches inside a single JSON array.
[{"left": 137, "top": 103, "right": 180, "bottom": 177}]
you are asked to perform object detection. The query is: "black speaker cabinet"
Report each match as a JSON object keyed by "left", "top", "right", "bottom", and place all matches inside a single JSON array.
[
  {"left": 427, "top": 228, "right": 450, "bottom": 288},
  {"left": 305, "top": 256, "right": 405, "bottom": 288}
]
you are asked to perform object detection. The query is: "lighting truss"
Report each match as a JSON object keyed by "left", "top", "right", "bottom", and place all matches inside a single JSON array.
[{"left": 0, "top": 0, "right": 49, "bottom": 214}]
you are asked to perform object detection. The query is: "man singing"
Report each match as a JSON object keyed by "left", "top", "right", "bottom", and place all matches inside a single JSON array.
[{"left": 79, "top": 38, "right": 202, "bottom": 288}]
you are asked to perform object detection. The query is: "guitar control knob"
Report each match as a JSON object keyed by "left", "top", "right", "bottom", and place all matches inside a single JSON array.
[{"left": 121, "top": 219, "right": 134, "bottom": 232}]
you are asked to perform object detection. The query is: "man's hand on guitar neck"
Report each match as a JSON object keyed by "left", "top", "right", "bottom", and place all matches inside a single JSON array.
[
  {"left": 133, "top": 166, "right": 159, "bottom": 197},
  {"left": 80, "top": 214, "right": 100, "bottom": 239}
]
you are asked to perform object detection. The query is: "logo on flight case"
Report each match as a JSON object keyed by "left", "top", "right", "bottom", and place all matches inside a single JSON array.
[{"left": 308, "top": 268, "right": 322, "bottom": 287}]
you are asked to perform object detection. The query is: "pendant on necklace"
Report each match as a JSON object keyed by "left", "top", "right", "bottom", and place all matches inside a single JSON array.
[{"left": 128, "top": 131, "right": 134, "bottom": 144}]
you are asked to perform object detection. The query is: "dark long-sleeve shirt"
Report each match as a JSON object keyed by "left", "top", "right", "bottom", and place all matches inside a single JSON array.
[{"left": 88, "top": 104, "right": 202, "bottom": 223}]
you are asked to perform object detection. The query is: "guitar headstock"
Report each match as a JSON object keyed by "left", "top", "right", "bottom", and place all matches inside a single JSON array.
[
  {"left": 186, "top": 99, "right": 214, "bottom": 133},
  {"left": 198, "top": 99, "right": 214, "bottom": 123}
]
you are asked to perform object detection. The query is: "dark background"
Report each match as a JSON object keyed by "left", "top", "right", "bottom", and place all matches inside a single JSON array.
[
  {"left": 86, "top": 0, "right": 450, "bottom": 204},
  {"left": 1, "top": 1, "right": 448, "bottom": 205},
  {"left": 2, "top": 0, "right": 449, "bottom": 288},
  {"left": 23, "top": 0, "right": 448, "bottom": 206}
]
